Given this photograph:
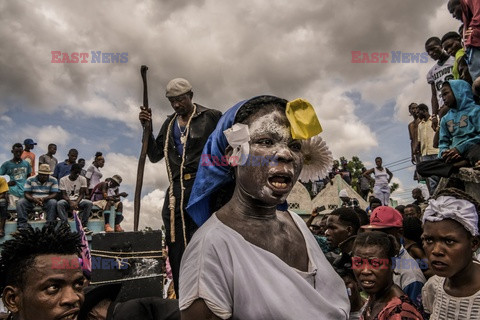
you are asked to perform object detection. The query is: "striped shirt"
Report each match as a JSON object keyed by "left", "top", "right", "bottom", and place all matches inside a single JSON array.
[{"left": 24, "top": 176, "right": 59, "bottom": 198}]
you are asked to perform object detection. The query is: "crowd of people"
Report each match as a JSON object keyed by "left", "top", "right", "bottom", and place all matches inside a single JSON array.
[
  {"left": 0, "top": 141, "right": 128, "bottom": 237},
  {"left": 1, "top": 1, "right": 480, "bottom": 317}
]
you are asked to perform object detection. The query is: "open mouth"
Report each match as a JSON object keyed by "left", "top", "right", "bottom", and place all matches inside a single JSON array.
[
  {"left": 268, "top": 175, "right": 292, "bottom": 190},
  {"left": 431, "top": 260, "right": 448, "bottom": 270},
  {"left": 360, "top": 280, "right": 375, "bottom": 289}
]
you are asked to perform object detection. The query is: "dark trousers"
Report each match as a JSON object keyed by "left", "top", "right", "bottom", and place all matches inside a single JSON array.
[
  {"left": 417, "top": 143, "right": 480, "bottom": 178},
  {"left": 162, "top": 179, "right": 198, "bottom": 298}
]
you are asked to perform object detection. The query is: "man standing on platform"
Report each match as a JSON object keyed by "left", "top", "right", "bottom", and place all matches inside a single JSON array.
[{"left": 139, "top": 78, "right": 221, "bottom": 296}]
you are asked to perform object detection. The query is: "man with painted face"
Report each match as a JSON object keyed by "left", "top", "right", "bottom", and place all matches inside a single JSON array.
[
  {"left": 417, "top": 80, "right": 480, "bottom": 178},
  {"left": 181, "top": 96, "right": 349, "bottom": 319},
  {"left": 16, "top": 164, "right": 59, "bottom": 229},
  {"left": 0, "top": 224, "right": 86, "bottom": 320},
  {"left": 138, "top": 78, "right": 221, "bottom": 297}
]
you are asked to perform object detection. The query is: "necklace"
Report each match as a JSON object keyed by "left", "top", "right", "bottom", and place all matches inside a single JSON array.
[{"left": 177, "top": 120, "right": 187, "bottom": 144}]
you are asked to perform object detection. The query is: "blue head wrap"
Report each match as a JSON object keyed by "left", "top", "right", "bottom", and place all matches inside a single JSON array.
[{"left": 187, "top": 96, "right": 288, "bottom": 227}]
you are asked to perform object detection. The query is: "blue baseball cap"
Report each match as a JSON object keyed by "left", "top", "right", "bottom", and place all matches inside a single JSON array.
[{"left": 23, "top": 138, "right": 37, "bottom": 145}]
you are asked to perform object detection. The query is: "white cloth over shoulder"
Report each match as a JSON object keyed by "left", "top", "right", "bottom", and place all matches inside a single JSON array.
[{"left": 179, "top": 211, "right": 350, "bottom": 320}]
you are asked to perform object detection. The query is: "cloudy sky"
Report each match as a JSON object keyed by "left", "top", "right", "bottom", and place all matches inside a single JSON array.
[{"left": 0, "top": 0, "right": 460, "bottom": 229}]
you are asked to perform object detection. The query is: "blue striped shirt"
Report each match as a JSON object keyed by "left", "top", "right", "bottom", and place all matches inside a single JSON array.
[{"left": 24, "top": 176, "right": 59, "bottom": 198}]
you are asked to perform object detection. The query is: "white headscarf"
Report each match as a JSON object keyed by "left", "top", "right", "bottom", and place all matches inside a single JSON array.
[
  {"left": 423, "top": 196, "right": 479, "bottom": 236},
  {"left": 224, "top": 123, "right": 250, "bottom": 166}
]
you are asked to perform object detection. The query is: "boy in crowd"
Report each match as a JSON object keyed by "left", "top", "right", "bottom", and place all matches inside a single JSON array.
[
  {"left": 39, "top": 143, "right": 58, "bottom": 173},
  {"left": 417, "top": 80, "right": 480, "bottom": 177},
  {"left": 16, "top": 164, "right": 59, "bottom": 229},
  {"left": 90, "top": 175, "right": 128, "bottom": 232},
  {"left": 425, "top": 37, "right": 455, "bottom": 148},
  {"left": 416, "top": 104, "right": 440, "bottom": 194},
  {"left": 53, "top": 148, "right": 78, "bottom": 180},
  {"left": 441, "top": 31, "right": 472, "bottom": 83},
  {"left": 21, "top": 138, "right": 37, "bottom": 177},
  {"left": 0, "top": 143, "right": 32, "bottom": 206},
  {"left": 57, "top": 163, "right": 93, "bottom": 235}
]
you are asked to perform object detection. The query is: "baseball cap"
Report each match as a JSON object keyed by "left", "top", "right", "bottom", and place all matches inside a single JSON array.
[
  {"left": 165, "top": 78, "right": 192, "bottom": 97},
  {"left": 339, "top": 189, "right": 349, "bottom": 198},
  {"left": 362, "top": 206, "right": 403, "bottom": 229},
  {"left": 24, "top": 138, "right": 37, "bottom": 145}
]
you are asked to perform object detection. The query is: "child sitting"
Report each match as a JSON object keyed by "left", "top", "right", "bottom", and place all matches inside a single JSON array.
[
  {"left": 421, "top": 188, "right": 480, "bottom": 319},
  {"left": 417, "top": 80, "right": 480, "bottom": 177}
]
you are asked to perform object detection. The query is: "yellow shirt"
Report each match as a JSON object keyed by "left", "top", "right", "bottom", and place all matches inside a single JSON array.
[
  {"left": 0, "top": 177, "right": 9, "bottom": 194},
  {"left": 418, "top": 119, "right": 439, "bottom": 157}
]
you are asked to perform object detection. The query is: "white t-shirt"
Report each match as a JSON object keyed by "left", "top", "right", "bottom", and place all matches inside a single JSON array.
[
  {"left": 179, "top": 211, "right": 350, "bottom": 320},
  {"left": 59, "top": 175, "right": 87, "bottom": 201},
  {"left": 426, "top": 56, "right": 455, "bottom": 107},
  {"left": 422, "top": 265, "right": 480, "bottom": 320},
  {"left": 85, "top": 165, "right": 102, "bottom": 189}
]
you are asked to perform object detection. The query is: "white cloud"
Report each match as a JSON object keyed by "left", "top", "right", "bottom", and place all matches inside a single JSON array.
[{"left": 121, "top": 189, "right": 166, "bottom": 231}]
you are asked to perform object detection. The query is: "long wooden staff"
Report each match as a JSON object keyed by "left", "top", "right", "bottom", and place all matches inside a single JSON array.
[{"left": 134, "top": 65, "right": 150, "bottom": 231}]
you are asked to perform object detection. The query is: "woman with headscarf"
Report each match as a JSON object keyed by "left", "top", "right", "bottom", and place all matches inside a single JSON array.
[{"left": 180, "top": 96, "right": 350, "bottom": 319}]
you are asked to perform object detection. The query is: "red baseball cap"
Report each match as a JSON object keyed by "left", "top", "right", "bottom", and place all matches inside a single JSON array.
[{"left": 362, "top": 206, "right": 403, "bottom": 229}]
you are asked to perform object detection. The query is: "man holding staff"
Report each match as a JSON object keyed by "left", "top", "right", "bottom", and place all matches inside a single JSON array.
[{"left": 138, "top": 78, "right": 221, "bottom": 297}]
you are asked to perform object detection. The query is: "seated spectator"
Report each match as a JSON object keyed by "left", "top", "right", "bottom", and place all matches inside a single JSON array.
[
  {"left": 0, "top": 224, "right": 86, "bottom": 320},
  {"left": 91, "top": 175, "right": 128, "bottom": 232},
  {"left": 0, "top": 143, "right": 32, "bottom": 206},
  {"left": 38, "top": 143, "right": 58, "bottom": 173},
  {"left": 403, "top": 216, "right": 433, "bottom": 279},
  {"left": 58, "top": 164, "right": 93, "bottom": 235},
  {"left": 0, "top": 176, "right": 8, "bottom": 237},
  {"left": 362, "top": 206, "right": 426, "bottom": 308},
  {"left": 339, "top": 189, "right": 359, "bottom": 208},
  {"left": 421, "top": 188, "right": 480, "bottom": 319},
  {"left": 53, "top": 148, "right": 78, "bottom": 180},
  {"left": 21, "top": 138, "right": 37, "bottom": 177},
  {"left": 404, "top": 204, "right": 422, "bottom": 219},
  {"left": 441, "top": 31, "right": 473, "bottom": 83},
  {"left": 417, "top": 80, "right": 480, "bottom": 177},
  {"left": 86, "top": 152, "right": 104, "bottom": 194},
  {"left": 16, "top": 164, "right": 59, "bottom": 229},
  {"left": 352, "top": 231, "right": 424, "bottom": 319}
]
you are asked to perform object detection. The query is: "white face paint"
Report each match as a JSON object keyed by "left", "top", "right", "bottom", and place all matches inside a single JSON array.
[
  {"left": 235, "top": 108, "right": 303, "bottom": 205},
  {"left": 248, "top": 110, "right": 291, "bottom": 144}
]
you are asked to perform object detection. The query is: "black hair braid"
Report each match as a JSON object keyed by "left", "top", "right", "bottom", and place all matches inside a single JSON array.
[{"left": 0, "top": 223, "right": 82, "bottom": 293}]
